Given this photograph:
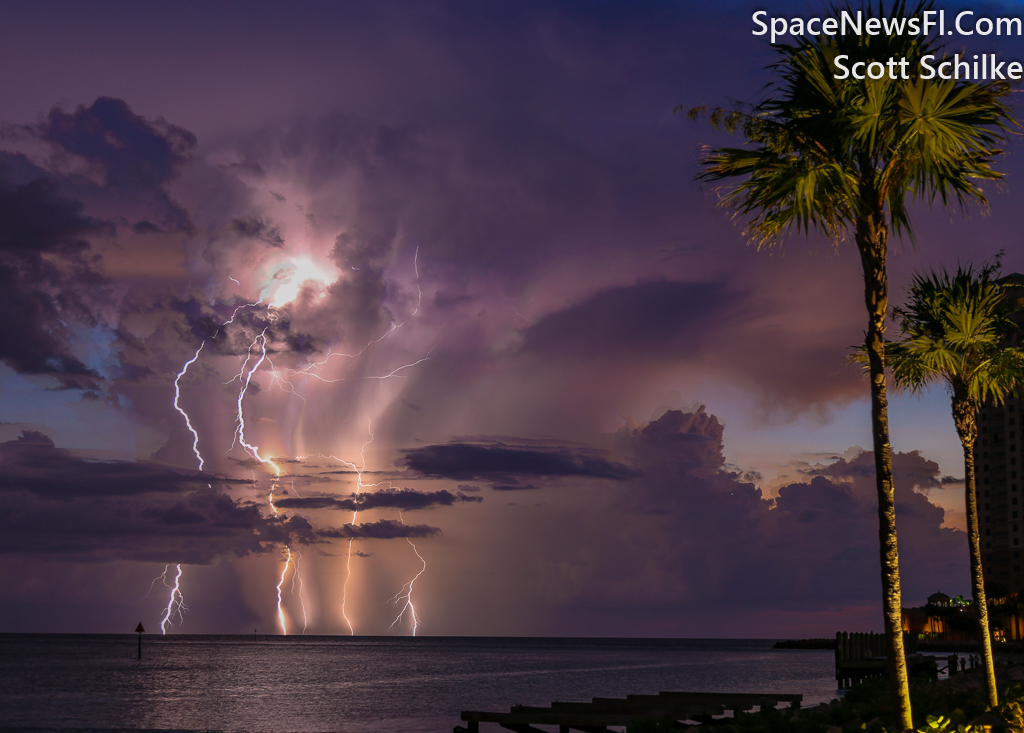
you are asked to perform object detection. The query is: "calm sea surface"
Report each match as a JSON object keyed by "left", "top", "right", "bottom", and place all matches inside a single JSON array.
[{"left": 0, "top": 635, "right": 837, "bottom": 733}]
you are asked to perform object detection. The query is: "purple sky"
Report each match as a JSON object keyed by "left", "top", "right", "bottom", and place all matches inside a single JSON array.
[{"left": 2, "top": 0, "right": 1023, "bottom": 637}]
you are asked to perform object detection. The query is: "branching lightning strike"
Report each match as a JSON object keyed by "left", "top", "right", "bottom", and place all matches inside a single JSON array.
[
  {"left": 333, "top": 423, "right": 375, "bottom": 636},
  {"left": 388, "top": 513, "right": 427, "bottom": 636},
  {"left": 158, "top": 563, "right": 188, "bottom": 634},
  {"left": 232, "top": 328, "right": 300, "bottom": 633},
  {"left": 276, "top": 547, "right": 293, "bottom": 635},
  {"left": 154, "top": 344, "right": 210, "bottom": 633},
  {"left": 292, "top": 550, "right": 309, "bottom": 634},
  {"left": 161, "top": 248, "right": 428, "bottom": 634}
]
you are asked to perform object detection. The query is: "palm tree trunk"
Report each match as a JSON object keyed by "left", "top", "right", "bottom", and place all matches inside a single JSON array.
[
  {"left": 857, "top": 215, "right": 913, "bottom": 731},
  {"left": 954, "top": 397, "right": 998, "bottom": 707}
]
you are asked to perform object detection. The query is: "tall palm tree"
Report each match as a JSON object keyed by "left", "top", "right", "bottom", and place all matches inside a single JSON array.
[
  {"left": 886, "top": 264, "right": 1024, "bottom": 708},
  {"left": 687, "top": 3, "right": 1015, "bottom": 727}
]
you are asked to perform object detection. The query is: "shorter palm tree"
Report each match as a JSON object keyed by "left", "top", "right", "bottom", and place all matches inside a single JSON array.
[{"left": 886, "top": 262, "right": 1024, "bottom": 708}]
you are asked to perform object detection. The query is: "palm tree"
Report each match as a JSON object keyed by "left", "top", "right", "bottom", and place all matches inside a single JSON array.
[
  {"left": 687, "top": 2, "right": 1015, "bottom": 727},
  {"left": 886, "top": 264, "right": 1024, "bottom": 708}
]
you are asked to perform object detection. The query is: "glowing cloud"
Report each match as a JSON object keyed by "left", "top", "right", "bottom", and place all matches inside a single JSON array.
[{"left": 260, "top": 256, "right": 337, "bottom": 308}]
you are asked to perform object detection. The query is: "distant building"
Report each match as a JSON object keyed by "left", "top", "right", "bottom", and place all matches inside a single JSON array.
[
  {"left": 902, "top": 591, "right": 975, "bottom": 640},
  {"left": 976, "top": 273, "right": 1024, "bottom": 596}
]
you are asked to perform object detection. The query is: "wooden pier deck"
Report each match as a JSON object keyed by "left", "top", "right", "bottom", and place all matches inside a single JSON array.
[
  {"left": 834, "top": 631, "right": 936, "bottom": 688},
  {"left": 456, "top": 690, "right": 802, "bottom": 732}
]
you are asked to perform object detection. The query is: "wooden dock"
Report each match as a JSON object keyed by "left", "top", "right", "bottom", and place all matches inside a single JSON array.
[
  {"left": 456, "top": 690, "right": 803, "bottom": 732},
  {"left": 834, "top": 631, "right": 936, "bottom": 688}
]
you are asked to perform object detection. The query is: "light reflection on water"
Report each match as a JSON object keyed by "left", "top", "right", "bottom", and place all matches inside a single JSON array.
[{"left": 0, "top": 635, "right": 837, "bottom": 733}]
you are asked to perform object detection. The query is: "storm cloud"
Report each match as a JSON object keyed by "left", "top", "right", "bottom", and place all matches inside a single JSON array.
[
  {"left": 276, "top": 487, "right": 482, "bottom": 511},
  {"left": 0, "top": 0, "right": 1014, "bottom": 634},
  {"left": 568, "top": 409, "right": 969, "bottom": 615},
  {"left": 400, "top": 443, "right": 638, "bottom": 482},
  {"left": 0, "top": 161, "right": 112, "bottom": 387},
  {"left": 0, "top": 432, "right": 315, "bottom": 564},
  {"left": 317, "top": 519, "right": 441, "bottom": 540},
  {"left": 32, "top": 97, "right": 196, "bottom": 233}
]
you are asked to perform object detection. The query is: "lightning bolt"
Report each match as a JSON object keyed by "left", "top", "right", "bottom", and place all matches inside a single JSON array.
[
  {"left": 308, "top": 444, "right": 429, "bottom": 637},
  {"left": 155, "top": 344, "right": 210, "bottom": 633},
  {"left": 339, "top": 422, "right": 374, "bottom": 636},
  {"left": 389, "top": 514, "right": 426, "bottom": 636},
  {"left": 159, "top": 564, "right": 188, "bottom": 634},
  {"left": 175, "top": 344, "right": 206, "bottom": 470},
  {"left": 145, "top": 565, "right": 169, "bottom": 599},
  {"left": 292, "top": 550, "right": 309, "bottom": 634},
  {"left": 233, "top": 329, "right": 301, "bottom": 634},
  {"left": 291, "top": 245, "right": 424, "bottom": 377},
  {"left": 233, "top": 330, "right": 278, "bottom": 469},
  {"left": 276, "top": 547, "right": 292, "bottom": 635},
  {"left": 166, "top": 250, "right": 427, "bottom": 635}
]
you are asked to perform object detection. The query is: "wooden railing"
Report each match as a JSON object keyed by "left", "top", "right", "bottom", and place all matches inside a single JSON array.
[
  {"left": 835, "top": 631, "right": 928, "bottom": 688},
  {"left": 457, "top": 691, "right": 803, "bottom": 732}
]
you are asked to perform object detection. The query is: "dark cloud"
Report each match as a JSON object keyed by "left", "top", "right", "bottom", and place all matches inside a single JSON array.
[
  {"left": 317, "top": 519, "right": 440, "bottom": 540},
  {"left": 521, "top": 279, "right": 735, "bottom": 359},
  {"left": 620, "top": 406, "right": 725, "bottom": 478},
  {"left": 0, "top": 0, "right": 1006, "bottom": 635},
  {"left": 0, "top": 432, "right": 314, "bottom": 563},
  {"left": 589, "top": 409, "right": 969, "bottom": 609},
  {"left": 491, "top": 481, "right": 539, "bottom": 491},
  {"left": 810, "top": 450, "right": 945, "bottom": 498},
  {"left": 400, "top": 442, "right": 638, "bottom": 482},
  {"left": 33, "top": 97, "right": 196, "bottom": 232},
  {"left": 516, "top": 277, "right": 863, "bottom": 420},
  {"left": 276, "top": 487, "right": 482, "bottom": 511},
  {"left": 0, "top": 431, "right": 245, "bottom": 499},
  {"left": 0, "top": 98, "right": 204, "bottom": 395},
  {"left": 168, "top": 295, "right": 320, "bottom": 357},
  {"left": 762, "top": 450, "right": 965, "bottom": 606},
  {"left": 231, "top": 214, "right": 284, "bottom": 247},
  {"left": 0, "top": 159, "right": 112, "bottom": 387}
]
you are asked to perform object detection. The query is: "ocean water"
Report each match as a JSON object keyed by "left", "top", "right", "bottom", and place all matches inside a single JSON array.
[{"left": 0, "top": 635, "right": 837, "bottom": 733}]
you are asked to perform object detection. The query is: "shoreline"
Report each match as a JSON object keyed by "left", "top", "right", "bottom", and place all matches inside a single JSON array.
[{"left": 775, "top": 637, "right": 1024, "bottom": 654}]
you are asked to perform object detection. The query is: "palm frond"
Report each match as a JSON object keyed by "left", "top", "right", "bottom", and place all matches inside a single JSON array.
[
  {"left": 888, "top": 263, "right": 1024, "bottom": 408},
  {"left": 685, "top": 0, "right": 1015, "bottom": 249}
]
